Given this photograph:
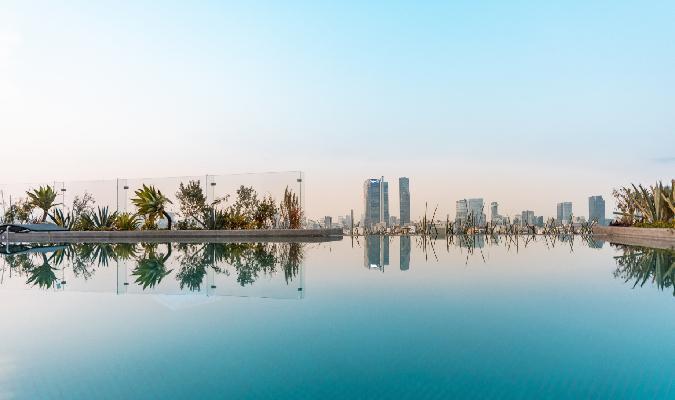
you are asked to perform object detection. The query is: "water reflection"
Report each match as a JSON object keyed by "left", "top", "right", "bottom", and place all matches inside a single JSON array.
[
  {"left": 364, "top": 236, "right": 389, "bottom": 271},
  {"left": 612, "top": 244, "right": 674, "bottom": 295},
  {"left": 0, "top": 242, "right": 305, "bottom": 299},
  {"left": 400, "top": 236, "right": 410, "bottom": 271}
]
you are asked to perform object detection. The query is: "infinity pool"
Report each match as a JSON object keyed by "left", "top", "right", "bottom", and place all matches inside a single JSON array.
[{"left": 0, "top": 236, "right": 672, "bottom": 399}]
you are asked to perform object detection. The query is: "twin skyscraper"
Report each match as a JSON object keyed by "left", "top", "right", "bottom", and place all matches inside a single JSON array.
[{"left": 363, "top": 177, "right": 410, "bottom": 228}]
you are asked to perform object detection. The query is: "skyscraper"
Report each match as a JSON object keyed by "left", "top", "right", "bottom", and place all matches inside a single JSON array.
[
  {"left": 521, "top": 210, "right": 535, "bottom": 226},
  {"left": 455, "top": 199, "right": 468, "bottom": 222},
  {"left": 588, "top": 195, "right": 606, "bottom": 225},
  {"left": 467, "top": 198, "right": 486, "bottom": 225},
  {"left": 363, "top": 178, "right": 389, "bottom": 228},
  {"left": 490, "top": 202, "right": 499, "bottom": 222},
  {"left": 399, "top": 177, "right": 410, "bottom": 226},
  {"left": 557, "top": 202, "right": 573, "bottom": 224}
]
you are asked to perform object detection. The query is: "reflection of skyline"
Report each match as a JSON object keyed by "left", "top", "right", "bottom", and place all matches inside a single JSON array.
[
  {"left": 364, "top": 235, "right": 389, "bottom": 271},
  {"left": 400, "top": 236, "right": 411, "bottom": 271}
]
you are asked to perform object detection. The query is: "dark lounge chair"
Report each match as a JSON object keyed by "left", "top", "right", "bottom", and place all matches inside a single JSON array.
[{"left": 0, "top": 223, "right": 69, "bottom": 233}]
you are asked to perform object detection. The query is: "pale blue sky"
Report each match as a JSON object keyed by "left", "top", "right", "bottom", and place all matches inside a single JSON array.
[{"left": 1, "top": 1, "right": 673, "bottom": 219}]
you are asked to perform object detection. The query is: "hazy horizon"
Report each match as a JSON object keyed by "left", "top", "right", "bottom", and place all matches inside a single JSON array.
[{"left": 1, "top": 1, "right": 673, "bottom": 220}]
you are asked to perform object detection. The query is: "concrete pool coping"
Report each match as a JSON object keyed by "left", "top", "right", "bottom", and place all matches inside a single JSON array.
[
  {"left": 593, "top": 226, "right": 675, "bottom": 250},
  {"left": 0, "top": 228, "right": 343, "bottom": 244}
]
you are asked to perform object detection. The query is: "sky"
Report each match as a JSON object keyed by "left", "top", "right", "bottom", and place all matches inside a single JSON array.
[{"left": 1, "top": 0, "right": 673, "bottom": 221}]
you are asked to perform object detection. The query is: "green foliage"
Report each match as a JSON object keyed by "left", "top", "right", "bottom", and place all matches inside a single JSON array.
[
  {"left": 91, "top": 206, "right": 118, "bottom": 230},
  {"left": 176, "top": 180, "right": 208, "bottom": 229},
  {"left": 132, "top": 244, "right": 173, "bottom": 289},
  {"left": 280, "top": 187, "right": 303, "bottom": 229},
  {"left": 613, "top": 245, "right": 674, "bottom": 295},
  {"left": 2, "top": 198, "right": 34, "bottom": 224},
  {"left": 26, "top": 185, "right": 58, "bottom": 222},
  {"left": 131, "top": 184, "right": 173, "bottom": 230},
  {"left": 613, "top": 179, "right": 675, "bottom": 225},
  {"left": 49, "top": 208, "right": 75, "bottom": 229},
  {"left": 26, "top": 254, "right": 58, "bottom": 289},
  {"left": 114, "top": 212, "right": 140, "bottom": 231}
]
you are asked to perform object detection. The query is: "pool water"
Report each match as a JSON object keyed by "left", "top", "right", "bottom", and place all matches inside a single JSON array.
[{"left": 0, "top": 236, "right": 672, "bottom": 399}]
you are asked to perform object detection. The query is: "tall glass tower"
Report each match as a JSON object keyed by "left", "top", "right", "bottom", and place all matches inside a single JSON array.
[
  {"left": 363, "top": 178, "right": 389, "bottom": 228},
  {"left": 588, "top": 196, "right": 605, "bottom": 225},
  {"left": 399, "top": 177, "right": 410, "bottom": 226}
]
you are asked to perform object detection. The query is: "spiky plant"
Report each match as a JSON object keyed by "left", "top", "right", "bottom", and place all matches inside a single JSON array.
[
  {"left": 92, "top": 206, "right": 117, "bottom": 230},
  {"left": 131, "top": 184, "right": 173, "bottom": 230},
  {"left": 114, "top": 212, "right": 140, "bottom": 231},
  {"left": 26, "top": 185, "right": 58, "bottom": 222},
  {"left": 48, "top": 208, "right": 74, "bottom": 229},
  {"left": 280, "top": 187, "right": 303, "bottom": 229}
]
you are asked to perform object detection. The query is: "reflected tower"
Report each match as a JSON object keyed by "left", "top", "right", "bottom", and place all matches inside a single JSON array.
[{"left": 400, "top": 236, "right": 411, "bottom": 271}]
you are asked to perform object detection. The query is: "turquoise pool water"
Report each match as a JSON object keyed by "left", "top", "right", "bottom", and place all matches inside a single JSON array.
[{"left": 0, "top": 237, "right": 672, "bottom": 399}]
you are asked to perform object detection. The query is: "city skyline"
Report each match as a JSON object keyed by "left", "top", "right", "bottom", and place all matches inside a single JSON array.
[{"left": 1, "top": 1, "right": 673, "bottom": 221}]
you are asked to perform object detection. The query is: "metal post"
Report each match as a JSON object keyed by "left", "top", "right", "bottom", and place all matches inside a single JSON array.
[{"left": 350, "top": 209, "right": 354, "bottom": 236}]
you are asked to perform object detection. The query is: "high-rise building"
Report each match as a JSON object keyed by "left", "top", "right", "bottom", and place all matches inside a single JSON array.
[
  {"left": 363, "top": 178, "right": 389, "bottom": 228},
  {"left": 324, "top": 216, "right": 332, "bottom": 228},
  {"left": 468, "top": 198, "right": 486, "bottom": 225},
  {"left": 399, "top": 177, "right": 410, "bottom": 226},
  {"left": 521, "top": 210, "right": 535, "bottom": 226},
  {"left": 556, "top": 202, "right": 573, "bottom": 224},
  {"left": 455, "top": 199, "right": 468, "bottom": 222},
  {"left": 490, "top": 202, "right": 499, "bottom": 222},
  {"left": 588, "top": 195, "right": 606, "bottom": 225}
]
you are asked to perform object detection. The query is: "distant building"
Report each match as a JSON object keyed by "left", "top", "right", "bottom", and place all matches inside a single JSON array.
[
  {"left": 389, "top": 215, "right": 398, "bottom": 226},
  {"left": 399, "top": 177, "right": 410, "bottom": 226},
  {"left": 588, "top": 195, "right": 606, "bottom": 225},
  {"left": 490, "top": 202, "right": 499, "bottom": 222},
  {"left": 455, "top": 199, "right": 468, "bottom": 222},
  {"left": 467, "top": 198, "right": 486, "bottom": 225},
  {"left": 557, "top": 202, "right": 573, "bottom": 224},
  {"left": 324, "top": 216, "right": 332, "bottom": 228},
  {"left": 363, "top": 178, "right": 389, "bottom": 228},
  {"left": 536, "top": 216, "right": 544, "bottom": 227},
  {"left": 521, "top": 210, "right": 535, "bottom": 226}
]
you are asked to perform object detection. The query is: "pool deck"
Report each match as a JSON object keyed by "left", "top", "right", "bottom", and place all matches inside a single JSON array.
[
  {"left": 0, "top": 228, "right": 344, "bottom": 244},
  {"left": 593, "top": 226, "right": 675, "bottom": 250}
]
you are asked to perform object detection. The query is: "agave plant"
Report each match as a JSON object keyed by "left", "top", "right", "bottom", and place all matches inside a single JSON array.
[
  {"left": 26, "top": 185, "right": 59, "bottom": 222},
  {"left": 131, "top": 185, "right": 173, "bottom": 230},
  {"left": 48, "top": 208, "right": 74, "bottom": 229},
  {"left": 613, "top": 180, "right": 675, "bottom": 225},
  {"left": 114, "top": 212, "right": 140, "bottom": 231}
]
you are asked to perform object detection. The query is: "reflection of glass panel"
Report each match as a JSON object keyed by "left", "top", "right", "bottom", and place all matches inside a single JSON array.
[{"left": 0, "top": 242, "right": 306, "bottom": 300}]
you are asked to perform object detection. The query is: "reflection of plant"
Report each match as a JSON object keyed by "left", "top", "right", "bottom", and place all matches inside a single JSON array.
[
  {"left": 176, "top": 244, "right": 208, "bottom": 291},
  {"left": 278, "top": 243, "right": 304, "bottom": 283},
  {"left": 132, "top": 185, "right": 173, "bottom": 230},
  {"left": 26, "top": 254, "right": 58, "bottom": 289},
  {"left": 26, "top": 185, "right": 59, "bottom": 222},
  {"left": 613, "top": 245, "right": 674, "bottom": 295},
  {"left": 280, "top": 187, "right": 303, "bottom": 229},
  {"left": 132, "top": 244, "right": 173, "bottom": 289},
  {"left": 114, "top": 212, "right": 140, "bottom": 231}
]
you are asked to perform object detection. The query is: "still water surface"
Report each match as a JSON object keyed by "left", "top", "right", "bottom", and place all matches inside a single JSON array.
[{"left": 0, "top": 236, "right": 672, "bottom": 399}]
